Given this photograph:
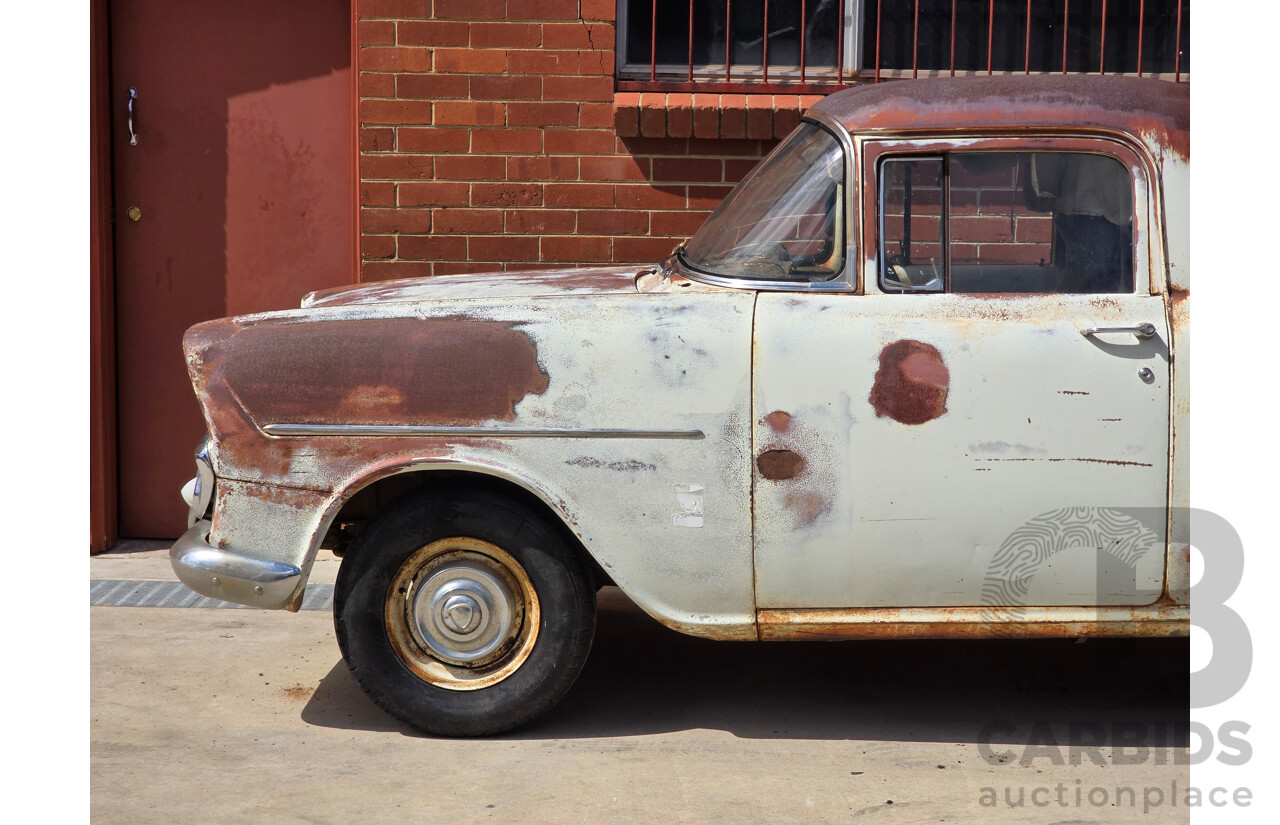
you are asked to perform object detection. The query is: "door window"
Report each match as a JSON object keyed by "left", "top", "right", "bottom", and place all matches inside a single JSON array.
[{"left": 878, "top": 151, "right": 1134, "bottom": 294}]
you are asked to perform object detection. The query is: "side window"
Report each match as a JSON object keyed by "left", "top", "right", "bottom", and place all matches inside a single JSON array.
[
  {"left": 878, "top": 152, "right": 1134, "bottom": 294},
  {"left": 880, "top": 158, "right": 945, "bottom": 291}
]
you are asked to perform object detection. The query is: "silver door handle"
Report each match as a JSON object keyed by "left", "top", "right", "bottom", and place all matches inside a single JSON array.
[
  {"left": 1080, "top": 322, "right": 1157, "bottom": 340},
  {"left": 127, "top": 86, "right": 138, "bottom": 146}
]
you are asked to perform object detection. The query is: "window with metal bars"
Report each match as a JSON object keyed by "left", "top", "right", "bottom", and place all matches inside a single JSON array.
[{"left": 615, "top": 1, "right": 1188, "bottom": 92}]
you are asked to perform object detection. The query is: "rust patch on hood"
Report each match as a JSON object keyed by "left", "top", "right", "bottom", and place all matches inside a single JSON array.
[
  {"left": 869, "top": 340, "right": 950, "bottom": 425},
  {"left": 217, "top": 316, "right": 549, "bottom": 426},
  {"left": 757, "top": 449, "right": 805, "bottom": 480}
]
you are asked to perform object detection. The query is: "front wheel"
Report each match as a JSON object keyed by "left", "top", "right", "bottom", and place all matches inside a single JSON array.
[{"left": 334, "top": 487, "right": 596, "bottom": 736}]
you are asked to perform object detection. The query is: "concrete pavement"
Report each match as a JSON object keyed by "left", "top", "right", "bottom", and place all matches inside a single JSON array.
[{"left": 91, "top": 544, "right": 1190, "bottom": 824}]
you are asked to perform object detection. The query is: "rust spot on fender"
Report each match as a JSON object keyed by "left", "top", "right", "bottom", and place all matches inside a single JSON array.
[
  {"left": 763, "top": 410, "right": 792, "bottom": 433},
  {"left": 217, "top": 316, "right": 549, "bottom": 426},
  {"left": 757, "top": 449, "right": 805, "bottom": 480},
  {"left": 565, "top": 457, "right": 656, "bottom": 472},
  {"left": 869, "top": 340, "right": 950, "bottom": 425},
  {"left": 243, "top": 484, "right": 312, "bottom": 510}
]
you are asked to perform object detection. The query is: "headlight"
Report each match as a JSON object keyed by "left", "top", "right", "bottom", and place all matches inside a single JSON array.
[{"left": 182, "top": 434, "right": 216, "bottom": 527}]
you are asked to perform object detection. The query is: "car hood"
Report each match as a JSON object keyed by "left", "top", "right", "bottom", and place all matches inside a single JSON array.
[{"left": 302, "top": 266, "right": 645, "bottom": 308}]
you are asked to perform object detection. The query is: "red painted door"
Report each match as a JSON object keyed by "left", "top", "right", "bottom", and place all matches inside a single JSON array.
[{"left": 111, "top": 0, "right": 353, "bottom": 538}]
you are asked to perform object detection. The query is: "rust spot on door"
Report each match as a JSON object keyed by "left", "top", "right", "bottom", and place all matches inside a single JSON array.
[
  {"left": 763, "top": 410, "right": 792, "bottom": 433},
  {"left": 784, "top": 490, "right": 829, "bottom": 526},
  {"left": 757, "top": 449, "right": 805, "bottom": 480},
  {"left": 869, "top": 340, "right": 950, "bottom": 425}
]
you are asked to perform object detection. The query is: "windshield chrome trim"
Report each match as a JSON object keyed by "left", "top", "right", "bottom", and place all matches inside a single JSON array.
[{"left": 674, "top": 113, "right": 859, "bottom": 294}]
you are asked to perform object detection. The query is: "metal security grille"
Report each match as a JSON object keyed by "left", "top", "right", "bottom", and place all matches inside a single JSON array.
[
  {"left": 617, "top": 0, "right": 1188, "bottom": 93},
  {"left": 868, "top": 0, "right": 1188, "bottom": 81},
  {"left": 90, "top": 579, "right": 334, "bottom": 611},
  {"left": 621, "top": 0, "right": 849, "bottom": 94}
]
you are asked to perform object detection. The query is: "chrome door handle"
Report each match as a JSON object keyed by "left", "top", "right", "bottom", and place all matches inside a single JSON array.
[
  {"left": 127, "top": 86, "right": 138, "bottom": 145},
  {"left": 1080, "top": 322, "right": 1157, "bottom": 340}
]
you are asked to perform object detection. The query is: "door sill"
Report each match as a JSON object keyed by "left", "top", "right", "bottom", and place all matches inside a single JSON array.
[{"left": 756, "top": 602, "right": 1188, "bottom": 640}]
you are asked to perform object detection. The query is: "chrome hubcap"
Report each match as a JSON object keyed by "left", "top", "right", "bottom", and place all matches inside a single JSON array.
[
  {"left": 441, "top": 594, "right": 479, "bottom": 635},
  {"left": 387, "top": 537, "right": 540, "bottom": 691},
  {"left": 410, "top": 560, "right": 517, "bottom": 666}
]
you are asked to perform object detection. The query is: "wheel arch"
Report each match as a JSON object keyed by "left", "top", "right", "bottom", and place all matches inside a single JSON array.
[{"left": 311, "top": 459, "right": 612, "bottom": 589}]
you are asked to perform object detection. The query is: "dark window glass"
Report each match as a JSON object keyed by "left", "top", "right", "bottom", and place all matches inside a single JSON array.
[
  {"left": 864, "top": 0, "right": 1189, "bottom": 75},
  {"left": 624, "top": 0, "right": 839, "bottom": 73}
]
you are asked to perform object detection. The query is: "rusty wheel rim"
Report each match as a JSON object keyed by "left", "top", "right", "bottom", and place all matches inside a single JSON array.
[{"left": 385, "top": 537, "right": 540, "bottom": 691}]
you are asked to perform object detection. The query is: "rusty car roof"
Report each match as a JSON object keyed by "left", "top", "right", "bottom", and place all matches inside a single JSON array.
[{"left": 810, "top": 75, "right": 1188, "bottom": 159}]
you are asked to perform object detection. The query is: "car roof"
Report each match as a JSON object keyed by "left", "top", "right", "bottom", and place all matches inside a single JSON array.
[{"left": 810, "top": 75, "right": 1188, "bottom": 160}]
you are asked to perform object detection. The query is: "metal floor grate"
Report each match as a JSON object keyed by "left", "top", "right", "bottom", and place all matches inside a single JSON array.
[{"left": 90, "top": 579, "right": 333, "bottom": 611}]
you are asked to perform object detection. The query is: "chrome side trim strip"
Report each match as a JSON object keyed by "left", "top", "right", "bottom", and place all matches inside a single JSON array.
[{"left": 262, "top": 424, "right": 706, "bottom": 440}]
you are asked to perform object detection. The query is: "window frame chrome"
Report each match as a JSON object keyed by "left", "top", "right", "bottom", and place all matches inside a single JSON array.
[{"left": 858, "top": 133, "right": 1159, "bottom": 298}]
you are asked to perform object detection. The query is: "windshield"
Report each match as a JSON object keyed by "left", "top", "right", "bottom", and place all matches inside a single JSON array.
[{"left": 682, "top": 122, "right": 846, "bottom": 282}]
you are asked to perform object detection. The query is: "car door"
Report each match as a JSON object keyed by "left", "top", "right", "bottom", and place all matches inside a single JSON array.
[{"left": 751, "top": 136, "right": 1170, "bottom": 610}]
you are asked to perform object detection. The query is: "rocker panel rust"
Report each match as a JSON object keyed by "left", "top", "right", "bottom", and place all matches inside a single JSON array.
[{"left": 757, "top": 603, "right": 1189, "bottom": 641}]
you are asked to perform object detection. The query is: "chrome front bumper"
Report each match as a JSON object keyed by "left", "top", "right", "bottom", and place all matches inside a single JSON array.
[{"left": 170, "top": 519, "right": 303, "bottom": 610}]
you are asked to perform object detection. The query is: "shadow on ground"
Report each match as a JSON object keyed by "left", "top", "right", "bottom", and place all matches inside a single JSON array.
[{"left": 302, "top": 588, "right": 1187, "bottom": 742}]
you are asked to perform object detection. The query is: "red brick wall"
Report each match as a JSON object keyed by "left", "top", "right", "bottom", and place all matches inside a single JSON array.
[
  {"left": 881, "top": 157, "right": 1054, "bottom": 266},
  {"left": 356, "top": 0, "right": 798, "bottom": 280}
]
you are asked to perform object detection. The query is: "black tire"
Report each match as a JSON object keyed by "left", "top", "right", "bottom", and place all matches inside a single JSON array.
[{"left": 333, "top": 486, "right": 596, "bottom": 736}]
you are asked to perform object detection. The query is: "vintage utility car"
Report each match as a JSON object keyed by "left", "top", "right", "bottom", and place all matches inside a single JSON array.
[{"left": 173, "top": 76, "right": 1189, "bottom": 736}]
